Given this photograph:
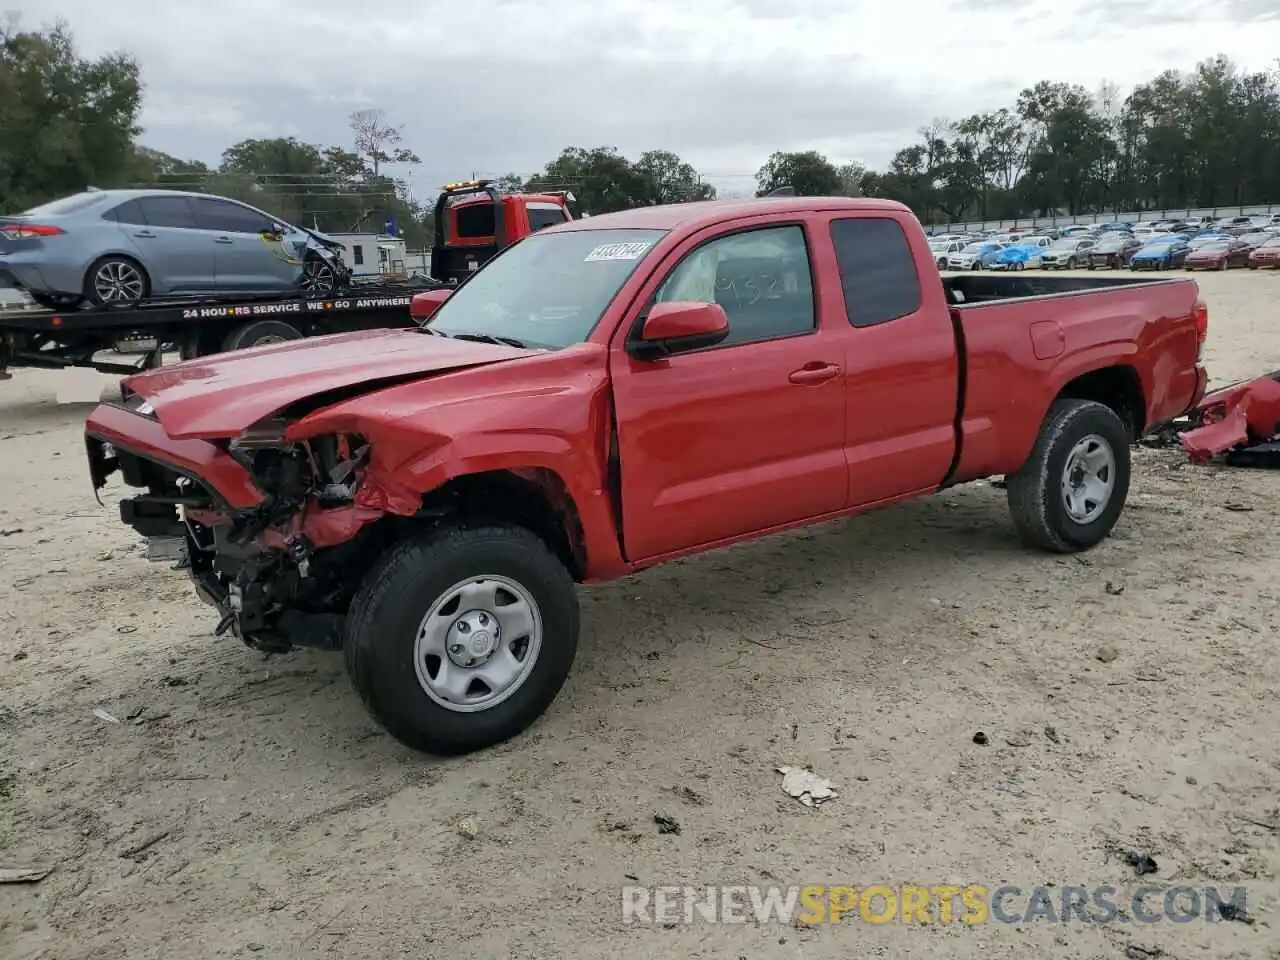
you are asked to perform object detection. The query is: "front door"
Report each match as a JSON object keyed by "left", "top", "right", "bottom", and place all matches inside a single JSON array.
[
  {"left": 189, "top": 197, "right": 298, "bottom": 293},
  {"left": 610, "top": 221, "right": 848, "bottom": 561}
]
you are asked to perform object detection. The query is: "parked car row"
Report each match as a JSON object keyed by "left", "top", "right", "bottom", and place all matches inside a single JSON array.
[{"left": 927, "top": 215, "right": 1280, "bottom": 273}]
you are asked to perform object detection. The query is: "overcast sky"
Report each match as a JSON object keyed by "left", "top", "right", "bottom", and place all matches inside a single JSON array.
[{"left": 13, "top": 0, "right": 1280, "bottom": 199}]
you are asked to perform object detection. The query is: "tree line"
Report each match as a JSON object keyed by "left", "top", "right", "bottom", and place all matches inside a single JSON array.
[{"left": 4, "top": 19, "right": 1278, "bottom": 236}]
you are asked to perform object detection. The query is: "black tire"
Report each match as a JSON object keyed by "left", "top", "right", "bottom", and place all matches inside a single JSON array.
[
  {"left": 221, "top": 319, "right": 304, "bottom": 352},
  {"left": 1066, "top": 257, "right": 1077, "bottom": 269},
  {"left": 344, "top": 523, "right": 580, "bottom": 755},
  {"left": 83, "top": 255, "right": 150, "bottom": 307},
  {"left": 1005, "top": 399, "right": 1131, "bottom": 553}
]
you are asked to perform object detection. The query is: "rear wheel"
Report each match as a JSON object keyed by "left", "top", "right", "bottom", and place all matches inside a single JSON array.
[
  {"left": 84, "top": 256, "right": 149, "bottom": 307},
  {"left": 1066, "top": 257, "right": 1077, "bottom": 269},
  {"left": 344, "top": 523, "right": 580, "bottom": 755},
  {"left": 1006, "top": 399, "right": 1131, "bottom": 553},
  {"left": 221, "top": 319, "right": 304, "bottom": 352}
]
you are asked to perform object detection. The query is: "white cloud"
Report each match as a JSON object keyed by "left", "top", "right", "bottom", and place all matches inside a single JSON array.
[{"left": 11, "top": 0, "right": 1280, "bottom": 198}]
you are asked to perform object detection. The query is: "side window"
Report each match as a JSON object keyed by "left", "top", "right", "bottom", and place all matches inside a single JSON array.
[
  {"left": 190, "top": 197, "right": 273, "bottom": 234},
  {"left": 828, "top": 218, "right": 922, "bottom": 328},
  {"left": 105, "top": 199, "right": 147, "bottom": 225},
  {"left": 138, "top": 195, "right": 197, "bottom": 228},
  {"left": 528, "top": 206, "right": 567, "bottom": 232},
  {"left": 653, "top": 225, "right": 814, "bottom": 348}
]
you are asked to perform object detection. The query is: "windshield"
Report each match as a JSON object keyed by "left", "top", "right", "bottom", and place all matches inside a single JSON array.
[
  {"left": 1094, "top": 238, "right": 1124, "bottom": 251},
  {"left": 961, "top": 242, "right": 988, "bottom": 253},
  {"left": 1198, "top": 240, "right": 1230, "bottom": 251},
  {"left": 1048, "top": 237, "right": 1081, "bottom": 249},
  {"left": 427, "top": 228, "right": 667, "bottom": 349}
]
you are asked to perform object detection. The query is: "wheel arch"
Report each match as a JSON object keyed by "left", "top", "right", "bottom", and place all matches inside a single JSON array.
[
  {"left": 418, "top": 468, "right": 589, "bottom": 581},
  {"left": 1053, "top": 363, "right": 1146, "bottom": 441}
]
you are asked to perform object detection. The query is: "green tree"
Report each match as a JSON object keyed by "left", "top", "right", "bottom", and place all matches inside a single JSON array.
[
  {"left": 754, "top": 150, "right": 842, "bottom": 196},
  {"left": 0, "top": 19, "right": 142, "bottom": 211},
  {"left": 524, "top": 147, "right": 650, "bottom": 214}
]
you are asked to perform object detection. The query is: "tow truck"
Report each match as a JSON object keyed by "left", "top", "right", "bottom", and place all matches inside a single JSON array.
[
  {"left": 0, "top": 180, "right": 575, "bottom": 377},
  {"left": 430, "top": 179, "right": 574, "bottom": 282}
]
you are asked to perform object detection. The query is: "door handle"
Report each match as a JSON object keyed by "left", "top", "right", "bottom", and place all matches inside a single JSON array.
[
  {"left": 788, "top": 362, "right": 841, "bottom": 385},
  {"left": 132, "top": 231, "right": 156, "bottom": 239},
  {"left": 214, "top": 236, "right": 234, "bottom": 244}
]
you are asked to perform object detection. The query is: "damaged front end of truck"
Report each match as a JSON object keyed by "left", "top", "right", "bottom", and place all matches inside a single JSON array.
[{"left": 86, "top": 396, "right": 430, "bottom": 654}]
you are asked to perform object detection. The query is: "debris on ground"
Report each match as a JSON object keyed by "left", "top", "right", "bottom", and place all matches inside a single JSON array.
[
  {"left": 1125, "top": 945, "right": 1164, "bottom": 960},
  {"left": 1176, "top": 370, "right": 1280, "bottom": 466},
  {"left": 653, "top": 814, "right": 681, "bottom": 835},
  {"left": 1095, "top": 645, "right": 1120, "bottom": 663},
  {"left": 1114, "top": 847, "right": 1159, "bottom": 876},
  {"left": 1044, "top": 726, "right": 1060, "bottom": 744},
  {"left": 1215, "top": 900, "right": 1254, "bottom": 924},
  {"left": 0, "top": 866, "right": 52, "bottom": 884},
  {"left": 1105, "top": 581, "right": 1125, "bottom": 595},
  {"left": 671, "top": 785, "right": 707, "bottom": 806},
  {"left": 455, "top": 817, "right": 479, "bottom": 841},
  {"left": 972, "top": 732, "right": 989, "bottom": 745},
  {"left": 92, "top": 708, "right": 119, "bottom": 724},
  {"left": 777, "top": 766, "right": 838, "bottom": 807}
]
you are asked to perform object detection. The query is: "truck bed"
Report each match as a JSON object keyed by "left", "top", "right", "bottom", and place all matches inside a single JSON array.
[
  {"left": 944, "top": 271, "right": 1204, "bottom": 484},
  {"left": 943, "top": 272, "right": 1183, "bottom": 306}
]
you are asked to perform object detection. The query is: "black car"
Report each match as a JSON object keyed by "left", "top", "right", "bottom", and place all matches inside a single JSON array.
[{"left": 1087, "top": 235, "right": 1142, "bottom": 269}]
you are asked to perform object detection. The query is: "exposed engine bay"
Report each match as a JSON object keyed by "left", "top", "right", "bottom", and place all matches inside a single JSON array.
[{"left": 87, "top": 406, "right": 410, "bottom": 654}]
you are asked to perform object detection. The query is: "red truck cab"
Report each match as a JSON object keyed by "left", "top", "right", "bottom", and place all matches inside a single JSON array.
[
  {"left": 430, "top": 179, "right": 573, "bottom": 284},
  {"left": 84, "top": 196, "right": 1208, "bottom": 756}
]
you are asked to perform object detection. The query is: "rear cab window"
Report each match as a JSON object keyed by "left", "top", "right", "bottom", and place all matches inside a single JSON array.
[
  {"left": 452, "top": 202, "right": 495, "bottom": 240},
  {"left": 827, "top": 218, "right": 922, "bottom": 327},
  {"left": 527, "top": 203, "right": 568, "bottom": 232}
]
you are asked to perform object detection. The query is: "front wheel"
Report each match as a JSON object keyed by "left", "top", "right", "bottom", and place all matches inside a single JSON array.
[
  {"left": 344, "top": 523, "right": 580, "bottom": 755},
  {"left": 1066, "top": 257, "right": 1077, "bottom": 269},
  {"left": 301, "top": 258, "right": 338, "bottom": 297},
  {"left": 1005, "top": 399, "right": 1130, "bottom": 553}
]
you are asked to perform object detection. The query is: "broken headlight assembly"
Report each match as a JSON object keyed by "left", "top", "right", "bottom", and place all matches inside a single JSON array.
[{"left": 228, "top": 421, "right": 369, "bottom": 507}]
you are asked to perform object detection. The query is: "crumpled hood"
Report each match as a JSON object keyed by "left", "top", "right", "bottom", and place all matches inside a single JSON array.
[{"left": 121, "top": 328, "right": 535, "bottom": 440}]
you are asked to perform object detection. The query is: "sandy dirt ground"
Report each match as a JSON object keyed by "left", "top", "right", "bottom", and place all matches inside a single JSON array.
[{"left": 1, "top": 270, "right": 1278, "bottom": 960}]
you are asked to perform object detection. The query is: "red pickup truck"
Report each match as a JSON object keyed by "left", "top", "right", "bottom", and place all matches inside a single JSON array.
[{"left": 84, "top": 196, "right": 1209, "bottom": 755}]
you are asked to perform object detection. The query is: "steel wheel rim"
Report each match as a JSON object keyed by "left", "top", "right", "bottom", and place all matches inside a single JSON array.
[
  {"left": 94, "top": 261, "right": 144, "bottom": 302},
  {"left": 413, "top": 574, "right": 543, "bottom": 713},
  {"left": 302, "top": 263, "right": 334, "bottom": 295},
  {"left": 252, "top": 335, "right": 287, "bottom": 346},
  {"left": 1061, "top": 433, "right": 1116, "bottom": 523}
]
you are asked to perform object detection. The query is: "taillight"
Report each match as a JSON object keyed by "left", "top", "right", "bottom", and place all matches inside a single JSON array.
[
  {"left": 1192, "top": 299, "right": 1208, "bottom": 343},
  {"left": 1, "top": 223, "right": 64, "bottom": 239},
  {"left": 1192, "top": 298, "right": 1208, "bottom": 361}
]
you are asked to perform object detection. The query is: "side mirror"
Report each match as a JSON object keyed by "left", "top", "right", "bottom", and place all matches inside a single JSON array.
[
  {"left": 410, "top": 287, "right": 452, "bottom": 322},
  {"left": 628, "top": 301, "right": 729, "bottom": 359}
]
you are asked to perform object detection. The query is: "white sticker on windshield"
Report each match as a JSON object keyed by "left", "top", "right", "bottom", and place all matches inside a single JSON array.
[{"left": 584, "top": 241, "right": 653, "bottom": 262}]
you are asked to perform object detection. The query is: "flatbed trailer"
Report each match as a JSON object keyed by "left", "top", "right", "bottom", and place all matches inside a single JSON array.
[{"left": 0, "top": 279, "right": 439, "bottom": 378}]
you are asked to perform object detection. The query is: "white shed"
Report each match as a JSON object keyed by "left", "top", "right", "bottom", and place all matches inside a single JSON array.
[{"left": 325, "top": 233, "right": 409, "bottom": 279}]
